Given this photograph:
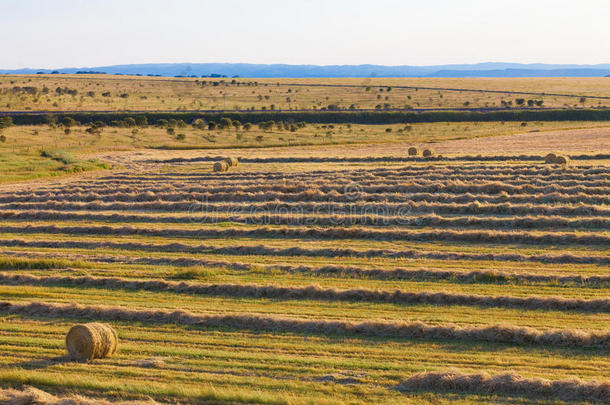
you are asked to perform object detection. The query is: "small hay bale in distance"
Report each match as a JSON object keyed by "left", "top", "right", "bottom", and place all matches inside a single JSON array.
[
  {"left": 554, "top": 155, "right": 570, "bottom": 165},
  {"left": 422, "top": 149, "right": 434, "bottom": 158},
  {"left": 224, "top": 157, "right": 239, "bottom": 167},
  {"left": 544, "top": 153, "right": 557, "bottom": 163},
  {"left": 408, "top": 147, "right": 418, "bottom": 156},
  {"left": 66, "top": 323, "right": 118, "bottom": 361},
  {"left": 213, "top": 161, "right": 229, "bottom": 172}
]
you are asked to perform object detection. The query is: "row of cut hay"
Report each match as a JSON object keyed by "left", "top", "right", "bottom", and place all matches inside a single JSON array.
[
  {"left": 277, "top": 264, "right": 610, "bottom": 286},
  {"left": 4, "top": 210, "right": 608, "bottom": 230},
  {"left": 1, "top": 301, "right": 609, "bottom": 348},
  {"left": 12, "top": 175, "right": 610, "bottom": 198},
  {"left": 4, "top": 250, "right": 608, "bottom": 287},
  {"left": 3, "top": 197, "right": 608, "bottom": 218},
  {"left": 4, "top": 194, "right": 608, "bottom": 213},
  {"left": 44, "top": 167, "right": 607, "bottom": 193},
  {"left": 396, "top": 371, "right": 609, "bottom": 402},
  {"left": 1, "top": 238, "right": 608, "bottom": 265},
  {"left": 48, "top": 166, "right": 610, "bottom": 186},
  {"left": 74, "top": 166, "right": 610, "bottom": 183},
  {"left": 0, "top": 387, "right": 160, "bottom": 405},
  {"left": 89, "top": 163, "right": 609, "bottom": 185},
  {"left": 0, "top": 256, "right": 74, "bottom": 270},
  {"left": 98, "top": 162, "right": 610, "bottom": 178},
  {"left": 21, "top": 173, "right": 609, "bottom": 195},
  {"left": 4, "top": 223, "right": 609, "bottom": 246},
  {"left": 151, "top": 152, "right": 610, "bottom": 164},
  {"left": 1, "top": 273, "right": 607, "bottom": 312},
  {"left": 4, "top": 181, "right": 608, "bottom": 202},
  {"left": 0, "top": 251, "right": 251, "bottom": 271},
  {"left": 63, "top": 166, "right": 609, "bottom": 189},
  {"left": 8, "top": 186, "right": 610, "bottom": 207},
  {"left": 5, "top": 185, "right": 609, "bottom": 206}
]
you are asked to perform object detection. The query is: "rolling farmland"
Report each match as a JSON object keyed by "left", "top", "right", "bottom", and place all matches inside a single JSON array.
[
  {"left": 2, "top": 75, "right": 610, "bottom": 112},
  {"left": 0, "top": 74, "right": 608, "bottom": 404}
]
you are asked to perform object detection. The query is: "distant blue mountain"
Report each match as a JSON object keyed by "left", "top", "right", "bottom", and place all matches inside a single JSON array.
[{"left": 2, "top": 63, "right": 610, "bottom": 78}]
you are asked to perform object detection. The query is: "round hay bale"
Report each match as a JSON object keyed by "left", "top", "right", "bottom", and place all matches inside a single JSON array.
[
  {"left": 224, "top": 157, "right": 239, "bottom": 167},
  {"left": 408, "top": 147, "right": 418, "bottom": 156},
  {"left": 66, "top": 323, "right": 118, "bottom": 361},
  {"left": 554, "top": 155, "right": 570, "bottom": 165},
  {"left": 213, "top": 161, "right": 229, "bottom": 172},
  {"left": 544, "top": 153, "right": 557, "bottom": 164},
  {"left": 422, "top": 149, "right": 434, "bottom": 158}
]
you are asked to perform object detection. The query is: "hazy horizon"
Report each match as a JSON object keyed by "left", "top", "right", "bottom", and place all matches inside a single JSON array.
[{"left": 1, "top": 0, "right": 609, "bottom": 70}]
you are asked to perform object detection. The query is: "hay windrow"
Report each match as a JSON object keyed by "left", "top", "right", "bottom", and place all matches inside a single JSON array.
[
  {"left": 0, "top": 273, "right": 608, "bottom": 313},
  {"left": 1, "top": 223, "right": 608, "bottom": 246},
  {"left": 5, "top": 180, "right": 608, "bottom": 202},
  {"left": 4, "top": 196, "right": 609, "bottom": 214},
  {"left": 1, "top": 301, "right": 609, "bottom": 348},
  {"left": 0, "top": 386, "right": 160, "bottom": 404},
  {"left": 396, "top": 371, "right": 610, "bottom": 402},
  {"left": 1, "top": 238, "right": 608, "bottom": 264},
  {"left": 2, "top": 210, "right": 609, "bottom": 231},
  {"left": 2, "top": 250, "right": 608, "bottom": 286}
]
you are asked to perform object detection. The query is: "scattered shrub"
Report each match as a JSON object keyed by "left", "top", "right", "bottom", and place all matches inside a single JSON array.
[
  {"left": 423, "top": 149, "right": 434, "bottom": 158},
  {"left": 408, "top": 147, "right": 418, "bottom": 156}
]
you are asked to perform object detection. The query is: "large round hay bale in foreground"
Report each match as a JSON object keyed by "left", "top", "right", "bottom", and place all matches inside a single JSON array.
[
  {"left": 213, "top": 161, "right": 229, "bottom": 172},
  {"left": 408, "top": 147, "right": 418, "bottom": 156},
  {"left": 544, "top": 153, "right": 557, "bottom": 164},
  {"left": 554, "top": 155, "right": 570, "bottom": 165},
  {"left": 224, "top": 157, "right": 239, "bottom": 167},
  {"left": 66, "top": 323, "right": 118, "bottom": 361},
  {"left": 422, "top": 149, "right": 434, "bottom": 158}
]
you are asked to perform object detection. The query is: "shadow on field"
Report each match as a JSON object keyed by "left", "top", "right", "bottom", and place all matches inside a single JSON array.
[{"left": 12, "top": 355, "right": 71, "bottom": 370}]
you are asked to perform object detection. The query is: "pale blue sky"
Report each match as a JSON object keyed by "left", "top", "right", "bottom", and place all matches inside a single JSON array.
[{"left": 1, "top": 0, "right": 609, "bottom": 69}]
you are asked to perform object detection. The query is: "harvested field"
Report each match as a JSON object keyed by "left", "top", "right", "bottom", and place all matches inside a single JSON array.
[{"left": 0, "top": 132, "right": 608, "bottom": 403}]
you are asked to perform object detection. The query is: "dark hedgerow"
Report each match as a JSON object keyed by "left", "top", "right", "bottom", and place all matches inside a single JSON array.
[{"left": 4, "top": 109, "right": 610, "bottom": 127}]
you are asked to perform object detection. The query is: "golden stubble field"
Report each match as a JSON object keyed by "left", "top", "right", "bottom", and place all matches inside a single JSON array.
[{"left": 0, "top": 75, "right": 608, "bottom": 404}]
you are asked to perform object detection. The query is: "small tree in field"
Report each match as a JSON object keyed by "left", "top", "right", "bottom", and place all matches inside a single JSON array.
[
  {"left": 219, "top": 117, "right": 232, "bottom": 129},
  {"left": 192, "top": 119, "right": 206, "bottom": 130},
  {"left": 61, "top": 117, "right": 76, "bottom": 128},
  {"left": 0, "top": 117, "right": 13, "bottom": 130},
  {"left": 135, "top": 116, "right": 148, "bottom": 127}
]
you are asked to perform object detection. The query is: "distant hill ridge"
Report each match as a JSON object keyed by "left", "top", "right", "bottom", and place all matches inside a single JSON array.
[{"left": 2, "top": 62, "right": 610, "bottom": 78}]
